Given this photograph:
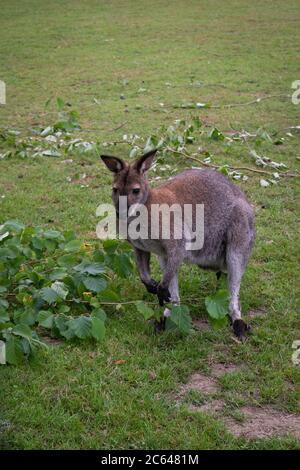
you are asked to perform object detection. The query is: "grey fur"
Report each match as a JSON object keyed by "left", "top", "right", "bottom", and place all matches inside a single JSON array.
[{"left": 101, "top": 153, "right": 255, "bottom": 338}]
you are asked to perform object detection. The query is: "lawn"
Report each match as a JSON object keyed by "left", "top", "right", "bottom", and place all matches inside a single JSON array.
[{"left": 0, "top": 0, "right": 299, "bottom": 450}]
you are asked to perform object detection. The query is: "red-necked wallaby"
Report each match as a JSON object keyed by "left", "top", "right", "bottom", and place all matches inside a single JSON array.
[{"left": 101, "top": 149, "right": 255, "bottom": 339}]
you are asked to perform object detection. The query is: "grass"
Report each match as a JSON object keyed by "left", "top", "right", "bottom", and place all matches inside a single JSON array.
[{"left": 0, "top": 0, "right": 300, "bottom": 450}]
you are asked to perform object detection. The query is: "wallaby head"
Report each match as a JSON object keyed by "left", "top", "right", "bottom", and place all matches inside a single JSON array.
[{"left": 101, "top": 149, "right": 157, "bottom": 215}]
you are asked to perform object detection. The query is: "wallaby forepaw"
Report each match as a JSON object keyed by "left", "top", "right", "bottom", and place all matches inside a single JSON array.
[
  {"left": 157, "top": 284, "right": 171, "bottom": 306},
  {"left": 233, "top": 319, "right": 251, "bottom": 341},
  {"left": 143, "top": 278, "right": 159, "bottom": 295}
]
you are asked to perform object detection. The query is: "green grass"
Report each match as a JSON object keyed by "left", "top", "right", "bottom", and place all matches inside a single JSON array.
[{"left": 0, "top": 0, "right": 299, "bottom": 450}]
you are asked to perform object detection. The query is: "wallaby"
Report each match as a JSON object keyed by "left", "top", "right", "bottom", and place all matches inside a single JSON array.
[{"left": 101, "top": 149, "right": 255, "bottom": 339}]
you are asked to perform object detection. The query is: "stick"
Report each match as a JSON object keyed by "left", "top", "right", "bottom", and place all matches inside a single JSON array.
[{"left": 165, "top": 146, "right": 300, "bottom": 178}]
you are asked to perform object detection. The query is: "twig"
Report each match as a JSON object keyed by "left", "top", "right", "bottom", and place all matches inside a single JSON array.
[
  {"left": 231, "top": 167, "right": 299, "bottom": 178},
  {"left": 166, "top": 146, "right": 300, "bottom": 178},
  {"left": 210, "top": 94, "right": 289, "bottom": 109},
  {"left": 98, "top": 300, "right": 157, "bottom": 305},
  {"left": 108, "top": 121, "right": 128, "bottom": 133}
]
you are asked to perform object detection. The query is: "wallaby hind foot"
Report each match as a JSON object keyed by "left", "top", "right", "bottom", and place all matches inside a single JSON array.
[{"left": 233, "top": 319, "right": 252, "bottom": 341}]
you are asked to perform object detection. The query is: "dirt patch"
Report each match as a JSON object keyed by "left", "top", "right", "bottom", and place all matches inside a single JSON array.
[
  {"left": 224, "top": 406, "right": 300, "bottom": 439},
  {"left": 83, "top": 231, "right": 97, "bottom": 240},
  {"left": 193, "top": 319, "right": 210, "bottom": 332},
  {"left": 71, "top": 175, "right": 95, "bottom": 185},
  {"left": 176, "top": 373, "right": 218, "bottom": 399},
  {"left": 40, "top": 335, "right": 63, "bottom": 347},
  {"left": 248, "top": 308, "right": 267, "bottom": 318},
  {"left": 189, "top": 399, "right": 225, "bottom": 414},
  {"left": 176, "top": 363, "right": 240, "bottom": 401},
  {"left": 211, "top": 363, "right": 241, "bottom": 378},
  {"left": 175, "top": 365, "right": 300, "bottom": 441}
]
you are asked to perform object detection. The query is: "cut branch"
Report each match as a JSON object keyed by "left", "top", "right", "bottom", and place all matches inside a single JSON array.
[{"left": 166, "top": 146, "right": 300, "bottom": 178}]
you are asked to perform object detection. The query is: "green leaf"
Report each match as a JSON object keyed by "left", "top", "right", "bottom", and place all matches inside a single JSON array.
[
  {"left": 56, "top": 97, "right": 65, "bottom": 110},
  {"left": 218, "top": 165, "right": 229, "bottom": 176},
  {"left": 49, "top": 268, "right": 68, "bottom": 281},
  {"left": 40, "top": 287, "right": 60, "bottom": 305},
  {"left": 57, "top": 304, "right": 70, "bottom": 314},
  {"left": 12, "top": 323, "right": 33, "bottom": 340},
  {"left": 74, "top": 261, "right": 106, "bottom": 275},
  {"left": 82, "top": 276, "right": 107, "bottom": 293},
  {"left": 29, "top": 270, "right": 44, "bottom": 285},
  {"left": 0, "top": 247, "right": 18, "bottom": 260},
  {"left": 91, "top": 316, "right": 105, "bottom": 341},
  {"left": 209, "top": 316, "right": 228, "bottom": 330},
  {"left": 113, "top": 253, "right": 133, "bottom": 278},
  {"left": 37, "top": 311, "right": 54, "bottom": 329},
  {"left": 45, "top": 239, "right": 59, "bottom": 252},
  {"left": 91, "top": 308, "right": 107, "bottom": 321},
  {"left": 0, "top": 309, "right": 10, "bottom": 322},
  {"left": 19, "top": 309, "right": 37, "bottom": 326},
  {"left": 136, "top": 301, "right": 155, "bottom": 320},
  {"left": 43, "top": 230, "right": 64, "bottom": 240},
  {"left": 0, "top": 322, "right": 14, "bottom": 332},
  {"left": 67, "top": 316, "right": 92, "bottom": 339},
  {"left": 54, "top": 315, "right": 71, "bottom": 338},
  {"left": 208, "top": 127, "right": 225, "bottom": 141},
  {"left": 170, "top": 305, "right": 192, "bottom": 333},
  {"left": 205, "top": 289, "right": 229, "bottom": 320},
  {"left": 3, "top": 220, "right": 25, "bottom": 233},
  {"left": 102, "top": 239, "right": 119, "bottom": 253},
  {"left": 50, "top": 281, "right": 69, "bottom": 300},
  {"left": 57, "top": 254, "right": 78, "bottom": 268},
  {"left": 97, "top": 289, "right": 120, "bottom": 302},
  {"left": 6, "top": 336, "right": 24, "bottom": 365},
  {"left": 0, "top": 299, "right": 9, "bottom": 309},
  {"left": 31, "top": 236, "right": 45, "bottom": 251},
  {"left": 64, "top": 240, "right": 82, "bottom": 253}
]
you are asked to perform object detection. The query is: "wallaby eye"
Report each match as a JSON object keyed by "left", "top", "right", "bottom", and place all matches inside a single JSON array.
[{"left": 132, "top": 188, "right": 140, "bottom": 194}]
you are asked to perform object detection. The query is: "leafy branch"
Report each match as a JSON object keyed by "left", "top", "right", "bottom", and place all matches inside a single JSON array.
[
  {"left": 2, "top": 220, "right": 217, "bottom": 366},
  {"left": 0, "top": 220, "right": 134, "bottom": 364}
]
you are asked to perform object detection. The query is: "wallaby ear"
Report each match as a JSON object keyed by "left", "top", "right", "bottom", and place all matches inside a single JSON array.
[
  {"left": 100, "top": 155, "right": 126, "bottom": 173},
  {"left": 134, "top": 149, "right": 158, "bottom": 173}
]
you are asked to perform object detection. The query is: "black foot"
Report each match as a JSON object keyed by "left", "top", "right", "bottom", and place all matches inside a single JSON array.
[
  {"left": 216, "top": 271, "right": 222, "bottom": 280},
  {"left": 143, "top": 278, "right": 159, "bottom": 295},
  {"left": 154, "top": 317, "right": 166, "bottom": 333},
  {"left": 233, "top": 319, "right": 251, "bottom": 341},
  {"left": 157, "top": 284, "right": 171, "bottom": 306}
]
